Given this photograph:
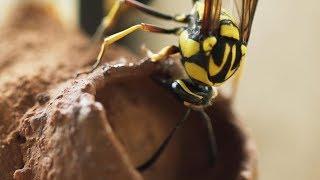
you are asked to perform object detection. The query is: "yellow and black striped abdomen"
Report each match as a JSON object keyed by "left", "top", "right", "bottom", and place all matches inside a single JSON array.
[
  {"left": 179, "top": 29, "right": 215, "bottom": 86},
  {"left": 178, "top": 28, "right": 247, "bottom": 87},
  {"left": 178, "top": 7, "right": 247, "bottom": 87},
  {"left": 208, "top": 38, "right": 246, "bottom": 85},
  {"left": 207, "top": 15, "right": 247, "bottom": 85}
]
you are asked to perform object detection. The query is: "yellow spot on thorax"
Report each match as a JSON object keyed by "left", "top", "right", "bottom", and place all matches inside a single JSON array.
[
  {"left": 203, "top": 37, "right": 217, "bottom": 52},
  {"left": 209, "top": 43, "right": 231, "bottom": 76},
  {"left": 179, "top": 30, "right": 200, "bottom": 58},
  {"left": 184, "top": 62, "right": 213, "bottom": 86}
]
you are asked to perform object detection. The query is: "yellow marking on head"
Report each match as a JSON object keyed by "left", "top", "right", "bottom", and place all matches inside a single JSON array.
[
  {"left": 209, "top": 43, "right": 231, "bottom": 76},
  {"left": 226, "top": 45, "right": 237, "bottom": 78},
  {"left": 220, "top": 24, "right": 240, "bottom": 40},
  {"left": 203, "top": 37, "right": 217, "bottom": 52},
  {"left": 184, "top": 62, "right": 213, "bottom": 86},
  {"left": 176, "top": 80, "right": 203, "bottom": 100},
  {"left": 179, "top": 31, "right": 200, "bottom": 58}
]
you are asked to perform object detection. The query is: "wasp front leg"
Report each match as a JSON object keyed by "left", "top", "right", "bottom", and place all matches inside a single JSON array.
[
  {"left": 92, "top": 0, "right": 122, "bottom": 42},
  {"left": 93, "top": 0, "right": 189, "bottom": 42},
  {"left": 77, "top": 24, "right": 184, "bottom": 76}
]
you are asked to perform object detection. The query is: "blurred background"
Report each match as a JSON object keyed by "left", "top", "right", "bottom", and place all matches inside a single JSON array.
[{"left": 1, "top": 0, "right": 320, "bottom": 179}]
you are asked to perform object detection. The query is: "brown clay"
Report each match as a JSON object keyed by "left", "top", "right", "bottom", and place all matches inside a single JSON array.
[{"left": 0, "top": 3, "right": 257, "bottom": 180}]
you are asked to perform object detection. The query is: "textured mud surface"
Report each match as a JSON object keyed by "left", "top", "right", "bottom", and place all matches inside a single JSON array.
[{"left": 0, "top": 3, "right": 257, "bottom": 180}]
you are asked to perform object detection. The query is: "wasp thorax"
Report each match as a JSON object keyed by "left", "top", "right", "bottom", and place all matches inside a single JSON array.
[{"left": 179, "top": 30, "right": 202, "bottom": 58}]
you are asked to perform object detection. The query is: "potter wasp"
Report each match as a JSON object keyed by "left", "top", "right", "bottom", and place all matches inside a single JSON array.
[{"left": 79, "top": 0, "right": 258, "bottom": 171}]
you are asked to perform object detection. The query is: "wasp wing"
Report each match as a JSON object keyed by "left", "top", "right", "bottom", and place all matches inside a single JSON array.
[
  {"left": 212, "top": 0, "right": 222, "bottom": 31},
  {"left": 221, "top": 0, "right": 241, "bottom": 25},
  {"left": 202, "top": 0, "right": 257, "bottom": 42},
  {"left": 240, "top": 0, "right": 258, "bottom": 43},
  {"left": 220, "top": 0, "right": 258, "bottom": 43},
  {"left": 202, "top": 0, "right": 222, "bottom": 35},
  {"left": 228, "top": 0, "right": 258, "bottom": 43}
]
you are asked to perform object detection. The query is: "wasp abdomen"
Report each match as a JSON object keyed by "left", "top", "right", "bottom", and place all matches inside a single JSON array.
[
  {"left": 208, "top": 39, "right": 246, "bottom": 85},
  {"left": 178, "top": 21, "right": 247, "bottom": 87}
]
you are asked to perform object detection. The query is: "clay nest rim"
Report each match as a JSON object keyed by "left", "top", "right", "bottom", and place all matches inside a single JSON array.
[
  {"left": 4, "top": 55, "right": 258, "bottom": 180},
  {"left": 75, "top": 57, "right": 258, "bottom": 180}
]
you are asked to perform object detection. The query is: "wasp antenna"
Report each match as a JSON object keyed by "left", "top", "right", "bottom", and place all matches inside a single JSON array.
[
  {"left": 137, "top": 108, "right": 192, "bottom": 172},
  {"left": 199, "top": 109, "right": 217, "bottom": 165}
]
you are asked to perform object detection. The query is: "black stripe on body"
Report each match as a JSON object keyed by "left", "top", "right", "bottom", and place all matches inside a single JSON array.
[
  {"left": 232, "top": 42, "right": 243, "bottom": 70},
  {"left": 179, "top": 27, "right": 209, "bottom": 73},
  {"left": 211, "top": 38, "right": 225, "bottom": 66},
  {"left": 210, "top": 47, "right": 233, "bottom": 83},
  {"left": 209, "top": 38, "right": 243, "bottom": 84}
]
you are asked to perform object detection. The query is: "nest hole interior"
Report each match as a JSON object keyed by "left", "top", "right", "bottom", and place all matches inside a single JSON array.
[{"left": 95, "top": 74, "right": 247, "bottom": 180}]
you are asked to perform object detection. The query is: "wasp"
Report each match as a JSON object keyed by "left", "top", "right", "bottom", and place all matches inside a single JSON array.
[{"left": 79, "top": 0, "right": 258, "bottom": 171}]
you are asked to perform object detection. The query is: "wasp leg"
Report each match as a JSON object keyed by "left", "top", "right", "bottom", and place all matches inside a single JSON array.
[
  {"left": 93, "top": 0, "right": 189, "bottom": 42},
  {"left": 77, "top": 24, "right": 184, "bottom": 76},
  {"left": 137, "top": 108, "right": 191, "bottom": 172},
  {"left": 230, "top": 62, "right": 245, "bottom": 101},
  {"left": 92, "top": 0, "right": 122, "bottom": 42},
  {"left": 199, "top": 109, "right": 217, "bottom": 166},
  {"left": 142, "top": 45, "right": 180, "bottom": 62}
]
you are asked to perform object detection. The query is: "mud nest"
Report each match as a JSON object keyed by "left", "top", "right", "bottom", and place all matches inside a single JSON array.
[{"left": 0, "top": 3, "right": 257, "bottom": 180}]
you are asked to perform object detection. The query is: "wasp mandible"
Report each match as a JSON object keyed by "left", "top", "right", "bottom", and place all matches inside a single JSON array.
[{"left": 79, "top": 0, "right": 258, "bottom": 171}]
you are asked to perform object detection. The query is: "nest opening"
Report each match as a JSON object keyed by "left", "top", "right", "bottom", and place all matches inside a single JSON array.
[{"left": 94, "top": 70, "right": 248, "bottom": 179}]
